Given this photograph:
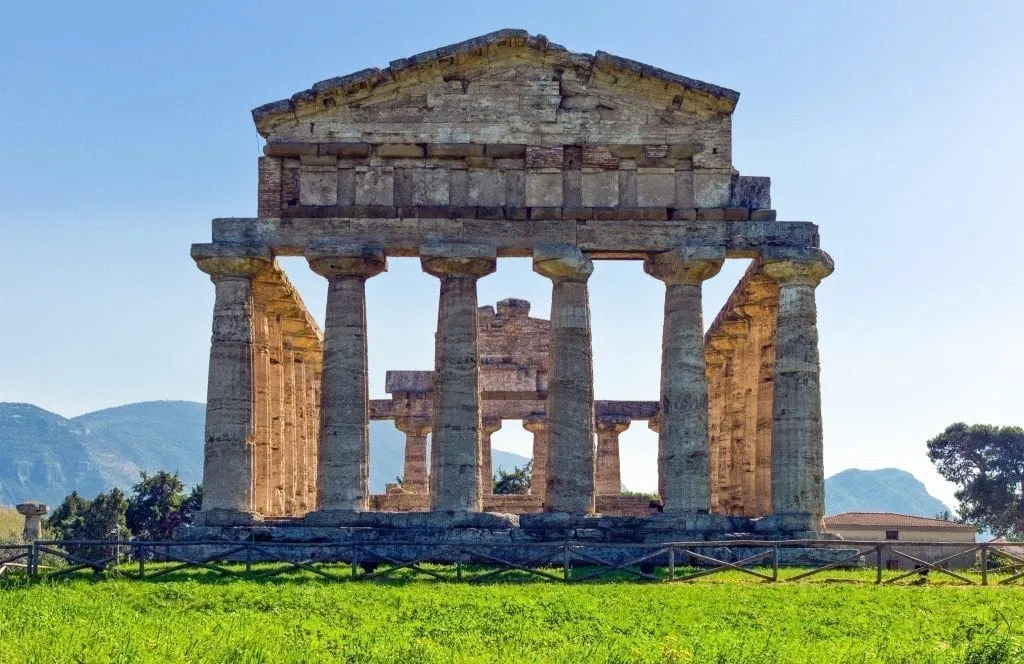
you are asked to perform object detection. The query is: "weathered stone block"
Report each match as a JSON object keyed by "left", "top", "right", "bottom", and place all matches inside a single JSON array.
[
  {"left": 694, "top": 170, "right": 732, "bottom": 208},
  {"left": 337, "top": 168, "right": 355, "bottom": 206},
  {"left": 670, "top": 208, "right": 697, "bottom": 221},
  {"left": 355, "top": 167, "right": 394, "bottom": 205},
  {"left": 426, "top": 143, "right": 485, "bottom": 158},
  {"left": 525, "top": 146, "right": 563, "bottom": 169},
  {"left": 724, "top": 207, "right": 750, "bottom": 221},
  {"left": 485, "top": 144, "right": 526, "bottom": 158},
  {"left": 581, "top": 171, "right": 619, "bottom": 207},
  {"left": 468, "top": 170, "right": 506, "bottom": 205},
  {"left": 750, "top": 209, "right": 778, "bottom": 221},
  {"left": 319, "top": 142, "right": 371, "bottom": 158},
  {"left": 505, "top": 170, "right": 525, "bottom": 207},
  {"left": 608, "top": 144, "right": 642, "bottom": 159},
  {"left": 377, "top": 143, "right": 425, "bottom": 158},
  {"left": 397, "top": 168, "right": 449, "bottom": 206},
  {"left": 582, "top": 145, "right": 619, "bottom": 169},
  {"left": 529, "top": 207, "right": 562, "bottom": 220},
  {"left": 696, "top": 207, "right": 725, "bottom": 220},
  {"left": 525, "top": 171, "right": 563, "bottom": 207},
  {"left": 636, "top": 170, "right": 675, "bottom": 207},
  {"left": 264, "top": 142, "right": 317, "bottom": 157},
  {"left": 449, "top": 169, "right": 469, "bottom": 205},
  {"left": 299, "top": 168, "right": 338, "bottom": 206},
  {"left": 258, "top": 157, "right": 282, "bottom": 217},
  {"left": 618, "top": 170, "right": 637, "bottom": 206},
  {"left": 674, "top": 171, "right": 694, "bottom": 208},
  {"left": 731, "top": 175, "right": 771, "bottom": 209},
  {"left": 562, "top": 170, "right": 582, "bottom": 207}
]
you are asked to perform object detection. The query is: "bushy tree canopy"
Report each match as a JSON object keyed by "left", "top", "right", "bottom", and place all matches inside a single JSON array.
[
  {"left": 493, "top": 461, "right": 532, "bottom": 495},
  {"left": 927, "top": 422, "right": 1024, "bottom": 538},
  {"left": 125, "top": 471, "right": 201, "bottom": 540},
  {"left": 47, "top": 488, "right": 127, "bottom": 541}
]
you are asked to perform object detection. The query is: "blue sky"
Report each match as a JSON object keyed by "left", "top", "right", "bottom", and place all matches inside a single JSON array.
[{"left": 2, "top": 2, "right": 1022, "bottom": 508}]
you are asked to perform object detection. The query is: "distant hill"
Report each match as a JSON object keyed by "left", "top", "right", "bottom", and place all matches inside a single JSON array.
[
  {"left": 825, "top": 468, "right": 953, "bottom": 517},
  {"left": 1, "top": 402, "right": 949, "bottom": 517},
  {"left": 0, "top": 401, "right": 528, "bottom": 505}
]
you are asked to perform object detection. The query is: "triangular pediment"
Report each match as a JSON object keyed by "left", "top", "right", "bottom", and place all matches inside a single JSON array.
[{"left": 253, "top": 29, "right": 739, "bottom": 148}]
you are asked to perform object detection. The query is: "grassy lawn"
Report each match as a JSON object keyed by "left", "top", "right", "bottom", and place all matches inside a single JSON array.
[
  {"left": 0, "top": 566, "right": 1022, "bottom": 663},
  {"left": 0, "top": 507, "right": 20, "bottom": 543}
]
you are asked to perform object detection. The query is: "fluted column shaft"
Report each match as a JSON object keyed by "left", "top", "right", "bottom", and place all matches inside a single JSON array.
[
  {"left": 422, "top": 244, "right": 496, "bottom": 512},
  {"left": 534, "top": 246, "right": 596, "bottom": 514},
  {"left": 523, "top": 415, "right": 549, "bottom": 499},
  {"left": 762, "top": 249, "right": 834, "bottom": 531},
  {"left": 395, "top": 417, "right": 431, "bottom": 494},
  {"left": 595, "top": 416, "right": 630, "bottom": 495},
  {"left": 308, "top": 246, "right": 386, "bottom": 512},
  {"left": 480, "top": 416, "right": 502, "bottom": 494},
  {"left": 194, "top": 251, "right": 272, "bottom": 515},
  {"left": 644, "top": 246, "right": 724, "bottom": 514}
]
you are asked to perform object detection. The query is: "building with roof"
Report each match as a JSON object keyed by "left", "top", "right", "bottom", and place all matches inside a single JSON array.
[{"left": 824, "top": 512, "right": 977, "bottom": 570}]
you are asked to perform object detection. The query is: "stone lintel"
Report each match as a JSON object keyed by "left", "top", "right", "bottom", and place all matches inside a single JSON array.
[
  {"left": 370, "top": 398, "right": 658, "bottom": 421},
  {"left": 209, "top": 218, "right": 819, "bottom": 259},
  {"left": 385, "top": 370, "right": 435, "bottom": 394}
]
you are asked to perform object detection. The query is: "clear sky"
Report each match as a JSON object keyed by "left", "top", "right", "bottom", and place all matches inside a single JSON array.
[{"left": 2, "top": 2, "right": 1022, "bottom": 509}]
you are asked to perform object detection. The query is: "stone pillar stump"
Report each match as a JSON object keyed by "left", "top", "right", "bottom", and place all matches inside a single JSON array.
[
  {"left": 307, "top": 244, "right": 387, "bottom": 513},
  {"left": 16, "top": 503, "right": 47, "bottom": 543}
]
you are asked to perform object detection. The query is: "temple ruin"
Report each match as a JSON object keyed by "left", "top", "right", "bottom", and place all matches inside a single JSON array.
[{"left": 184, "top": 29, "right": 834, "bottom": 547}]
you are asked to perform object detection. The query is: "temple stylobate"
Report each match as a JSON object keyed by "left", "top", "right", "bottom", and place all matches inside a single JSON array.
[{"left": 187, "top": 29, "right": 833, "bottom": 545}]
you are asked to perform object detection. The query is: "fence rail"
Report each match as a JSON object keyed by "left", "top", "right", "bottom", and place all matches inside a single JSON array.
[{"left": 1, "top": 540, "right": 1021, "bottom": 585}]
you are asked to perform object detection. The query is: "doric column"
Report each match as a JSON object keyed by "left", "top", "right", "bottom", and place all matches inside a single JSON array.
[
  {"left": 522, "top": 415, "right": 549, "bottom": 499},
  {"left": 480, "top": 416, "right": 502, "bottom": 494},
  {"left": 643, "top": 246, "right": 725, "bottom": 514},
  {"left": 307, "top": 244, "right": 386, "bottom": 513},
  {"left": 281, "top": 342, "right": 297, "bottom": 515},
  {"left": 761, "top": 248, "right": 834, "bottom": 531},
  {"left": 595, "top": 415, "right": 630, "bottom": 495},
  {"left": 708, "top": 333, "right": 740, "bottom": 515},
  {"left": 395, "top": 416, "right": 431, "bottom": 494},
  {"left": 193, "top": 247, "right": 272, "bottom": 516},
  {"left": 533, "top": 245, "right": 596, "bottom": 514},
  {"left": 422, "top": 243, "right": 496, "bottom": 512},
  {"left": 703, "top": 350, "right": 725, "bottom": 513},
  {"left": 721, "top": 316, "right": 753, "bottom": 516}
]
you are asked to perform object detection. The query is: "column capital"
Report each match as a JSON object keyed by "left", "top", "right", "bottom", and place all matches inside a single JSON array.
[
  {"left": 15, "top": 502, "right": 47, "bottom": 518},
  {"left": 307, "top": 243, "right": 387, "bottom": 279},
  {"left": 761, "top": 248, "right": 834, "bottom": 286},
  {"left": 420, "top": 242, "right": 497, "bottom": 279},
  {"left": 532, "top": 245, "right": 593, "bottom": 283},
  {"left": 647, "top": 417, "right": 660, "bottom": 434},
  {"left": 707, "top": 333, "right": 739, "bottom": 353},
  {"left": 481, "top": 416, "right": 503, "bottom": 434},
  {"left": 596, "top": 415, "right": 631, "bottom": 434},
  {"left": 192, "top": 244, "right": 273, "bottom": 277},
  {"left": 643, "top": 245, "right": 726, "bottom": 285},
  {"left": 394, "top": 416, "right": 431, "bottom": 437},
  {"left": 522, "top": 414, "right": 548, "bottom": 433}
]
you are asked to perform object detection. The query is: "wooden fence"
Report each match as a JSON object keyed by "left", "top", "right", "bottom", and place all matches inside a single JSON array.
[{"left": 1, "top": 540, "right": 1022, "bottom": 585}]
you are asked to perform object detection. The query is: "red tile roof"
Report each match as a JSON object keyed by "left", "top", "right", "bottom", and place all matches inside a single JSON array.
[{"left": 824, "top": 512, "right": 975, "bottom": 530}]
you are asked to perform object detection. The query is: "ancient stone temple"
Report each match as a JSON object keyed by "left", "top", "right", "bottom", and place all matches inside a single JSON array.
[{"left": 186, "top": 29, "right": 833, "bottom": 547}]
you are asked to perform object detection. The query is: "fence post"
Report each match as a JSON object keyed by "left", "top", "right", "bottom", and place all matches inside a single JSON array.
[
  {"left": 981, "top": 544, "right": 989, "bottom": 586},
  {"left": 875, "top": 545, "right": 883, "bottom": 584},
  {"left": 772, "top": 544, "right": 779, "bottom": 582},
  {"left": 27, "top": 543, "right": 37, "bottom": 578},
  {"left": 668, "top": 546, "right": 675, "bottom": 581}
]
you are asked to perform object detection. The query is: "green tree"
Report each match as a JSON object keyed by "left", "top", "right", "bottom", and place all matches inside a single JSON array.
[
  {"left": 126, "top": 471, "right": 196, "bottom": 540},
  {"left": 47, "top": 488, "right": 128, "bottom": 563},
  {"left": 927, "top": 423, "right": 1024, "bottom": 537},
  {"left": 493, "top": 461, "right": 532, "bottom": 495}
]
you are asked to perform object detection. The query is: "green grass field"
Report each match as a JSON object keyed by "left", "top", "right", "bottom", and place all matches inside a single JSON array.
[{"left": 1, "top": 567, "right": 1022, "bottom": 663}]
